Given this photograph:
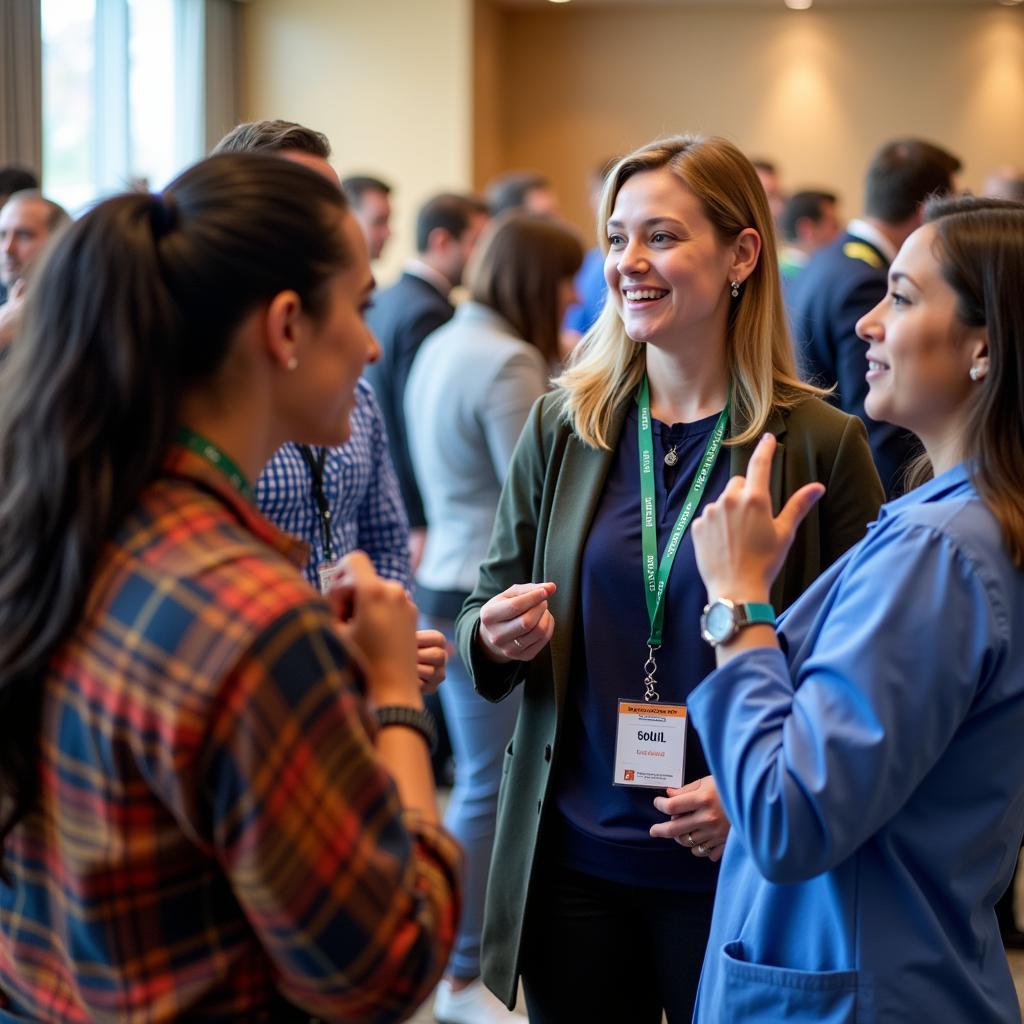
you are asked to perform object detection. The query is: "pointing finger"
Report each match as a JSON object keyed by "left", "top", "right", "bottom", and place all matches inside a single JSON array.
[{"left": 744, "top": 433, "right": 776, "bottom": 496}]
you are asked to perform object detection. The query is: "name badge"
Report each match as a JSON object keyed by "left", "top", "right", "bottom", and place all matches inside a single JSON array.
[
  {"left": 317, "top": 560, "right": 343, "bottom": 595},
  {"left": 612, "top": 699, "right": 687, "bottom": 789}
]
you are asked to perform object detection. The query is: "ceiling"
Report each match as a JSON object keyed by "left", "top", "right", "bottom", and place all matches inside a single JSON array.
[{"left": 495, "top": 0, "right": 1010, "bottom": 8}]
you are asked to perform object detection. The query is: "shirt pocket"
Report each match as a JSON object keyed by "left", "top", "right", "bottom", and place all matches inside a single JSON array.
[{"left": 717, "top": 939, "right": 861, "bottom": 1024}]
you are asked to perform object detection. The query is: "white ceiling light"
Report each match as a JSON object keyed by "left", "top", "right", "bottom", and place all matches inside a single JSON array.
[{"left": 785, "top": 0, "right": 814, "bottom": 9}]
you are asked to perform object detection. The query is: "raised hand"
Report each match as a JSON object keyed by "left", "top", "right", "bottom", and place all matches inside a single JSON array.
[{"left": 692, "top": 433, "right": 824, "bottom": 603}]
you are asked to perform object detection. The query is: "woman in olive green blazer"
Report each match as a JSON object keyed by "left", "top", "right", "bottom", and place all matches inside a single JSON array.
[{"left": 455, "top": 135, "right": 885, "bottom": 1021}]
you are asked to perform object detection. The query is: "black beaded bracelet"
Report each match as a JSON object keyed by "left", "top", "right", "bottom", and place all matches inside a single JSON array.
[{"left": 374, "top": 705, "right": 439, "bottom": 754}]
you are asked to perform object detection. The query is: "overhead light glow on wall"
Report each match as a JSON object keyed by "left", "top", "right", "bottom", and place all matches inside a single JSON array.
[
  {"left": 998, "top": 0, "right": 1022, "bottom": 7},
  {"left": 785, "top": 0, "right": 814, "bottom": 9}
]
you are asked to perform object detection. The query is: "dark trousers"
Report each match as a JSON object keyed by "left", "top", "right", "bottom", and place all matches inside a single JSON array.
[{"left": 520, "top": 863, "right": 715, "bottom": 1024}]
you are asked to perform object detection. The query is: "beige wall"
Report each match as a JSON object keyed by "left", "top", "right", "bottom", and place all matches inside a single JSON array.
[
  {"left": 241, "top": 0, "right": 474, "bottom": 282},
  {"left": 483, "top": 3, "right": 1024, "bottom": 242}
]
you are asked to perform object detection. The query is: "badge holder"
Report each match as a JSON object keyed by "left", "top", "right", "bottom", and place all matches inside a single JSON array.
[
  {"left": 318, "top": 561, "right": 343, "bottom": 595},
  {"left": 612, "top": 697, "right": 688, "bottom": 789}
]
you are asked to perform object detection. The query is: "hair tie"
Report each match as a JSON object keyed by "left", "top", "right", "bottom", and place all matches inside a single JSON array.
[{"left": 148, "top": 192, "right": 178, "bottom": 238}]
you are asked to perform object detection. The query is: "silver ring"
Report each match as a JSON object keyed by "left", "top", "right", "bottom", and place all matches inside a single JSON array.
[
  {"left": 513, "top": 637, "right": 524, "bottom": 651},
  {"left": 696, "top": 842, "right": 708, "bottom": 855},
  {"left": 687, "top": 832, "right": 696, "bottom": 848}
]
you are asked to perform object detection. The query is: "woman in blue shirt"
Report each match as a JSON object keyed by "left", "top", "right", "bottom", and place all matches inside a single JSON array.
[{"left": 687, "top": 195, "right": 1024, "bottom": 1023}]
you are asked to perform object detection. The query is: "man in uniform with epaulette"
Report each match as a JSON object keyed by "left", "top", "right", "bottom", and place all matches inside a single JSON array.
[{"left": 787, "top": 138, "right": 961, "bottom": 497}]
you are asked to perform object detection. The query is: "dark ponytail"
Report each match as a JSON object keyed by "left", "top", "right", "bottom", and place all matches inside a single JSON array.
[{"left": 0, "top": 153, "right": 350, "bottom": 862}]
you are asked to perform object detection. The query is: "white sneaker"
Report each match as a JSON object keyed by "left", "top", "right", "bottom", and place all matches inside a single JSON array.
[{"left": 433, "top": 976, "right": 526, "bottom": 1023}]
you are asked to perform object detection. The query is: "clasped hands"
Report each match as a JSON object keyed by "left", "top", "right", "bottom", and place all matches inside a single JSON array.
[{"left": 324, "top": 551, "right": 447, "bottom": 698}]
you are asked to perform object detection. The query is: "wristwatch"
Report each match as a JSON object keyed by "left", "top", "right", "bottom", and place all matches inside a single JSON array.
[
  {"left": 700, "top": 598, "right": 776, "bottom": 647},
  {"left": 374, "top": 705, "right": 439, "bottom": 753}
]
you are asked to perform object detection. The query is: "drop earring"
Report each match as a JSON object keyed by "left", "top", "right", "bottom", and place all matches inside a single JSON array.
[{"left": 730, "top": 280, "right": 740, "bottom": 300}]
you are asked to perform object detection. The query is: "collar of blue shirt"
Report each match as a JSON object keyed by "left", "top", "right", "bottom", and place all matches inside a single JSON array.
[{"left": 878, "top": 462, "right": 971, "bottom": 521}]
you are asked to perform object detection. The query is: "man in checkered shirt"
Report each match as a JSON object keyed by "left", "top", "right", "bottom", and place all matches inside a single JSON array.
[{"left": 216, "top": 120, "right": 446, "bottom": 690}]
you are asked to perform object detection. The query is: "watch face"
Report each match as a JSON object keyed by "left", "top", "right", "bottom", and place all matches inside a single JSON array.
[{"left": 705, "top": 601, "right": 736, "bottom": 642}]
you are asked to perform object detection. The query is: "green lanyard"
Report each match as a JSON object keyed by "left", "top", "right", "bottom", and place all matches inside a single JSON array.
[
  {"left": 176, "top": 426, "right": 254, "bottom": 503},
  {"left": 637, "top": 375, "right": 729, "bottom": 698}
]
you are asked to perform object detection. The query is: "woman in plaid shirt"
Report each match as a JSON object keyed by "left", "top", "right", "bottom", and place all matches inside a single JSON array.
[{"left": 0, "top": 153, "right": 460, "bottom": 1022}]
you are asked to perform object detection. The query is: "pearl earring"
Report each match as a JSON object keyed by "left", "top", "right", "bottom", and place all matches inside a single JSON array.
[
  {"left": 969, "top": 366, "right": 983, "bottom": 382},
  {"left": 730, "top": 280, "right": 740, "bottom": 300},
  {"left": 286, "top": 356, "right": 299, "bottom": 371}
]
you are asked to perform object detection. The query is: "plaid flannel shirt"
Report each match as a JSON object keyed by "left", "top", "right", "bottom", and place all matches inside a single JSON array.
[
  {"left": 0, "top": 444, "right": 460, "bottom": 1022},
  {"left": 255, "top": 378, "right": 412, "bottom": 590}
]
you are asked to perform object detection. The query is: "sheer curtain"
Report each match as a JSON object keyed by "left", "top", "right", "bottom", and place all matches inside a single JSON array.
[
  {"left": 202, "top": 0, "right": 240, "bottom": 153},
  {"left": 173, "top": 0, "right": 241, "bottom": 163},
  {"left": 39, "top": 0, "right": 241, "bottom": 207},
  {"left": 1, "top": 0, "right": 43, "bottom": 171}
]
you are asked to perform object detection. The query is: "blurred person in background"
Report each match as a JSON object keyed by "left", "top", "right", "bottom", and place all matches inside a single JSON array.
[
  {"left": 366, "top": 191, "right": 490, "bottom": 569},
  {"left": 0, "top": 166, "right": 38, "bottom": 209},
  {"left": 788, "top": 137, "right": 961, "bottom": 498},
  {"left": 406, "top": 212, "right": 583, "bottom": 1024},
  {"left": 486, "top": 171, "right": 560, "bottom": 219},
  {"left": 0, "top": 165, "right": 40, "bottom": 302},
  {"left": 0, "top": 190, "right": 70, "bottom": 347},
  {"left": 562, "top": 156, "right": 620, "bottom": 355},
  {"left": 343, "top": 173, "right": 394, "bottom": 260},
  {"left": 983, "top": 166, "right": 1024, "bottom": 202},
  {"left": 777, "top": 189, "right": 841, "bottom": 285},
  {"left": 751, "top": 157, "right": 786, "bottom": 226},
  {"left": 215, "top": 119, "right": 447, "bottom": 695}
]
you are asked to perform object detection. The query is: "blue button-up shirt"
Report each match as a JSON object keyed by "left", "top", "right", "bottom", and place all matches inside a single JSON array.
[
  {"left": 690, "top": 464, "right": 1024, "bottom": 1023},
  {"left": 255, "top": 377, "right": 411, "bottom": 590}
]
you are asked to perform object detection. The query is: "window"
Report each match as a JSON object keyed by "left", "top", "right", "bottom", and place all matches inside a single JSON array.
[{"left": 42, "top": 0, "right": 205, "bottom": 212}]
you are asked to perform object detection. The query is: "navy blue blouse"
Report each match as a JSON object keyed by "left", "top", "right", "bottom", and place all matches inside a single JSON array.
[{"left": 550, "top": 403, "right": 731, "bottom": 891}]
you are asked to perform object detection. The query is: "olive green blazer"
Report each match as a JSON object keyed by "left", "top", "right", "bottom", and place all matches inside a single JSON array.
[{"left": 455, "top": 391, "right": 884, "bottom": 1009}]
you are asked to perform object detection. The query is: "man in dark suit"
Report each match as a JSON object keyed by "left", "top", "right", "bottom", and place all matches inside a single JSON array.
[
  {"left": 365, "top": 192, "right": 489, "bottom": 564},
  {"left": 787, "top": 138, "right": 961, "bottom": 497}
]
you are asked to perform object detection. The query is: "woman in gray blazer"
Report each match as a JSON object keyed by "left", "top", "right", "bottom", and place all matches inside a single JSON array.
[{"left": 405, "top": 213, "right": 583, "bottom": 1024}]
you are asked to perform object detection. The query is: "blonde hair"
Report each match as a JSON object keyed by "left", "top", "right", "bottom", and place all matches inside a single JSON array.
[{"left": 555, "top": 134, "right": 823, "bottom": 449}]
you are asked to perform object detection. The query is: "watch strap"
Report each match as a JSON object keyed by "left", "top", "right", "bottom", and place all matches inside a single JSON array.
[
  {"left": 738, "top": 602, "right": 776, "bottom": 628},
  {"left": 374, "top": 705, "right": 438, "bottom": 754}
]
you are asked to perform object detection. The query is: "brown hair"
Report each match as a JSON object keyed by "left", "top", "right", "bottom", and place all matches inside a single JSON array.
[
  {"left": 922, "top": 195, "right": 1024, "bottom": 566},
  {"left": 467, "top": 212, "right": 583, "bottom": 363},
  {"left": 865, "top": 138, "right": 961, "bottom": 224}
]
